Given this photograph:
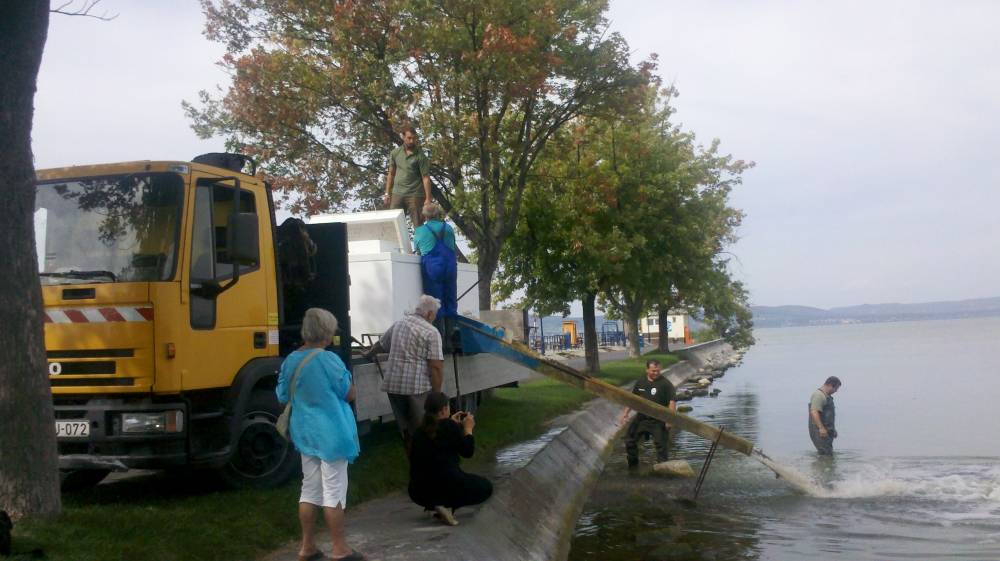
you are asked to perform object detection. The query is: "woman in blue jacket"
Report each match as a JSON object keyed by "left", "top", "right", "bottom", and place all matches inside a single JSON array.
[{"left": 277, "top": 308, "right": 364, "bottom": 561}]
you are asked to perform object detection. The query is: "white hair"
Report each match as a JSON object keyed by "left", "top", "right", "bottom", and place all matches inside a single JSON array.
[
  {"left": 422, "top": 202, "right": 443, "bottom": 220},
  {"left": 301, "top": 307, "right": 338, "bottom": 344},
  {"left": 414, "top": 294, "right": 441, "bottom": 316}
]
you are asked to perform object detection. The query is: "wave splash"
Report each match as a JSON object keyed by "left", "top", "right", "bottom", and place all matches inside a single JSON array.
[
  {"left": 751, "top": 452, "right": 1000, "bottom": 503},
  {"left": 822, "top": 461, "right": 1000, "bottom": 502},
  {"left": 751, "top": 450, "right": 829, "bottom": 496}
]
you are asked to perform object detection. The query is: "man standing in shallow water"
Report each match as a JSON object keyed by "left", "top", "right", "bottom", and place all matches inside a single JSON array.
[
  {"left": 809, "top": 376, "right": 841, "bottom": 455},
  {"left": 618, "top": 359, "right": 676, "bottom": 468}
]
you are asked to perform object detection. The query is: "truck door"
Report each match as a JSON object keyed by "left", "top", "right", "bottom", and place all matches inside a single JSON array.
[
  {"left": 178, "top": 176, "right": 272, "bottom": 391},
  {"left": 278, "top": 222, "right": 352, "bottom": 364}
]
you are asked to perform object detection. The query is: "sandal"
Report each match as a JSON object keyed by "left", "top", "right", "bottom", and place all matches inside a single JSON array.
[
  {"left": 434, "top": 505, "right": 459, "bottom": 526},
  {"left": 298, "top": 552, "right": 324, "bottom": 561}
]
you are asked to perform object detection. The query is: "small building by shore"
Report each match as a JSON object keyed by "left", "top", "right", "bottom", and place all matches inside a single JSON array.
[{"left": 639, "top": 310, "right": 692, "bottom": 345}]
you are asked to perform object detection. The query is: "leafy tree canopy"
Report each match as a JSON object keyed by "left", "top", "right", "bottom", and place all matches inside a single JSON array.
[
  {"left": 187, "top": 0, "right": 651, "bottom": 305},
  {"left": 499, "top": 84, "right": 752, "bottom": 356}
]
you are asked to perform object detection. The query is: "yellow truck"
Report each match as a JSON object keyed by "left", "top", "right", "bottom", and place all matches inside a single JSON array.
[{"left": 35, "top": 153, "right": 351, "bottom": 488}]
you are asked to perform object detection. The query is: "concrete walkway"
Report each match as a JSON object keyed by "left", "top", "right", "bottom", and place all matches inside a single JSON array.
[{"left": 259, "top": 491, "right": 487, "bottom": 561}]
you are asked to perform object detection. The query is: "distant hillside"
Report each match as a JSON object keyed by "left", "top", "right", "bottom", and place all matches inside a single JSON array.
[{"left": 752, "top": 296, "right": 1000, "bottom": 327}]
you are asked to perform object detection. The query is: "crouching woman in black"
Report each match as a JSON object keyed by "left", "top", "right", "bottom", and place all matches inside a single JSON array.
[{"left": 408, "top": 392, "right": 493, "bottom": 525}]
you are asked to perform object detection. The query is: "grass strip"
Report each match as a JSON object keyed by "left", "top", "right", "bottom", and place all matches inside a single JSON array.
[{"left": 11, "top": 352, "right": 677, "bottom": 561}]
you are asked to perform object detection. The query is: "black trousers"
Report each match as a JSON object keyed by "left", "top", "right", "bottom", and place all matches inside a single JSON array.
[
  {"left": 409, "top": 472, "right": 493, "bottom": 511},
  {"left": 625, "top": 416, "right": 670, "bottom": 466}
]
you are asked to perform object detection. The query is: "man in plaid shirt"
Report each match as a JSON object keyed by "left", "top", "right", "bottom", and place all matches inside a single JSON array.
[{"left": 381, "top": 295, "right": 444, "bottom": 452}]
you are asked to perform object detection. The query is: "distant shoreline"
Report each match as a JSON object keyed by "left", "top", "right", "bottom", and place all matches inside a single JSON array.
[
  {"left": 753, "top": 310, "right": 1000, "bottom": 329},
  {"left": 752, "top": 295, "right": 1000, "bottom": 328}
]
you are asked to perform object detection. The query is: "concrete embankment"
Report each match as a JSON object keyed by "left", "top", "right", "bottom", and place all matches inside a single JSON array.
[
  {"left": 264, "top": 341, "right": 739, "bottom": 561},
  {"left": 455, "top": 341, "right": 740, "bottom": 561}
]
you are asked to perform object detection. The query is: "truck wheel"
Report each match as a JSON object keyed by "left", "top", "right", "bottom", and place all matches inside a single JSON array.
[
  {"left": 219, "top": 390, "right": 300, "bottom": 488},
  {"left": 60, "top": 469, "right": 110, "bottom": 492}
]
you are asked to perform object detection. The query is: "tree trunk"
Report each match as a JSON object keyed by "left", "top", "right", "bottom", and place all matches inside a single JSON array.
[
  {"left": 657, "top": 307, "right": 671, "bottom": 353},
  {"left": 582, "top": 291, "right": 600, "bottom": 374},
  {"left": 476, "top": 247, "right": 499, "bottom": 311},
  {"left": 619, "top": 292, "right": 645, "bottom": 358},
  {"left": 623, "top": 313, "right": 641, "bottom": 358},
  {"left": 0, "top": 0, "right": 60, "bottom": 520}
]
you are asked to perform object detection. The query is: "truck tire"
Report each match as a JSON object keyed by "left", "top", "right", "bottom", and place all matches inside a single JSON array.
[
  {"left": 219, "top": 390, "right": 300, "bottom": 488},
  {"left": 60, "top": 469, "right": 110, "bottom": 492}
]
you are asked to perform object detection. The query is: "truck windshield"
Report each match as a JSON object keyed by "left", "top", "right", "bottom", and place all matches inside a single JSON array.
[{"left": 35, "top": 173, "right": 184, "bottom": 285}]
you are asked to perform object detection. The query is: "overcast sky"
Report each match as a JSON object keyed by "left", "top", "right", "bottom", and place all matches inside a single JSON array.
[{"left": 33, "top": 1, "right": 1000, "bottom": 309}]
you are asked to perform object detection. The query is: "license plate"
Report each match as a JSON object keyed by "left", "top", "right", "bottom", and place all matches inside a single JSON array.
[{"left": 55, "top": 420, "right": 90, "bottom": 438}]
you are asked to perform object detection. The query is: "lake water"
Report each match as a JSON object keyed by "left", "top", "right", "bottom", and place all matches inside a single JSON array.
[{"left": 569, "top": 317, "right": 1000, "bottom": 560}]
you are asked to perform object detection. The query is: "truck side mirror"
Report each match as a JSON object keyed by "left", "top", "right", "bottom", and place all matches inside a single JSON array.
[{"left": 227, "top": 212, "right": 259, "bottom": 266}]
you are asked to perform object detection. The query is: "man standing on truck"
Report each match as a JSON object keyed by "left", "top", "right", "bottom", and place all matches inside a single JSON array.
[
  {"left": 381, "top": 295, "right": 445, "bottom": 454},
  {"left": 618, "top": 359, "right": 676, "bottom": 469},
  {"left": 384, "top": 124, "right": 433, "bottom": 227},
  {"left": 809, "top": 376, "right": 841, "bottom": 455}
]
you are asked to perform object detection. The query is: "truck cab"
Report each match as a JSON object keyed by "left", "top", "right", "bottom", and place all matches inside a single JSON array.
[{"left": 35, "top": 154, "right": 350, "bottom": 488}]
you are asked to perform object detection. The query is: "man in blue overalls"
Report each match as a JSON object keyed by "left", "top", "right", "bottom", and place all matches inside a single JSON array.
[{"left": 414, "top": 202, "right": 457, "bottom": 348}]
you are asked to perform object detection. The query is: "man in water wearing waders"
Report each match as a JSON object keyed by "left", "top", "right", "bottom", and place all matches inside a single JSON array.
[
  {"left": 809, "top": 376, "right": 841, "bottom": 455},
  {"left": 618, "top": 359, "right": 677, "bottom": 469},
  {"left": 413, "top": 202, "right": 458, "bottom": 349}
]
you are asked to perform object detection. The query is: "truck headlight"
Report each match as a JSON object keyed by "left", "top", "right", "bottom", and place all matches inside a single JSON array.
[{"left": 121, "top": 411, "right": 184, "bottom": 434}]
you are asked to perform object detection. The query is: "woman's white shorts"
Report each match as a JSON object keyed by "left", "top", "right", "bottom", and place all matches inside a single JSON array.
[{"left": 299, "top": 455, "right": 349, "bottom": 509}]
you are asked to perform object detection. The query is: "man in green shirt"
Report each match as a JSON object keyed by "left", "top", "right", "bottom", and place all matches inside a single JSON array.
[
  {"left": 384, "top": 125, "right": 433, "bottom": 226},
  {"left": 808, "top": 376, "right": 841, "bottom": 455}
]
